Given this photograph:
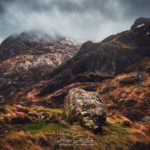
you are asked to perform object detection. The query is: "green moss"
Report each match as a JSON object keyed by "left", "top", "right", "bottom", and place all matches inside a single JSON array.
[{"left": 24, "top": 121, "right": 67, "bottom": 135}]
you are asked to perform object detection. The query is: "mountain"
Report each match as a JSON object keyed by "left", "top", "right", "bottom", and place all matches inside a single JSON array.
[
  {"left": 0, "top": 32, "right": 79, "bottom": 102},
  {"left": 40, "top": 17, "right": 150, "bottom": 93},
  {"left": 34, "top": 18, "right": 150, "bottom": 112},
  {"left": 0, "top": 18, "right": 149, "bottom": 150}
]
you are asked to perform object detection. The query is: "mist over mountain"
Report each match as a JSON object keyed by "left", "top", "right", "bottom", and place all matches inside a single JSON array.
[{"left": 0, "top": 0, "right": 150, "bottom": 42}]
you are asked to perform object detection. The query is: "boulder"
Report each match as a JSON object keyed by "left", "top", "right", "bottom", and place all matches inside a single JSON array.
[{"left": 64, "top": 88, "right": 107, "bottom": 131}]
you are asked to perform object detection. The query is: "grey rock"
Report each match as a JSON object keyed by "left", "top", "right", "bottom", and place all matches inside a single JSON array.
[{"left": 64, "top": 88, "right": 107, "bottom": 131}]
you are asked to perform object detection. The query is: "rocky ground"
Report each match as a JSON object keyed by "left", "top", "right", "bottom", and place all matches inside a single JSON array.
[{"left": 0, "top": 18, "right": 150, "bottom": 150}]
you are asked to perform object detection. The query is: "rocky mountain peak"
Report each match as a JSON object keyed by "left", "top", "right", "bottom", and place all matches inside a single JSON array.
[
  {"left": 131, "top": 17, "right": 150, "bottom": 30},
  {"left": 0, "top": 32, "right": 79, "bottom": 62}
]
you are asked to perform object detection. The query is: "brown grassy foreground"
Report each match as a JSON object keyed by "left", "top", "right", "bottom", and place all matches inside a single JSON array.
[{"left": 0, "top": 105, "right": 149, "bottom": 150}]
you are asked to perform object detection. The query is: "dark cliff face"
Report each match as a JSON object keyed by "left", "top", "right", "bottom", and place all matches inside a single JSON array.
[{"left": 39, "top": 18, "right": 150, "bottom": 96}]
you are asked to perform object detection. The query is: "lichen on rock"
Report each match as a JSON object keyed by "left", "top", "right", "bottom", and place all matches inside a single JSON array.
[{"left": 64, "top": 88, "right": 107, "bottom": 131}]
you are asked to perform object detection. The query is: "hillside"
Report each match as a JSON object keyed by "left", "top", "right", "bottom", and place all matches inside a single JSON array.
[{"left": 0, "top": 18, "right": 149, "bottom": 150}]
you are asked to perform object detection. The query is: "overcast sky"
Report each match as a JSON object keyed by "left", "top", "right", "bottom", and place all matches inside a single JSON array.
[{"left": 0, "top": 0, "right": 150, "bottom": 42}]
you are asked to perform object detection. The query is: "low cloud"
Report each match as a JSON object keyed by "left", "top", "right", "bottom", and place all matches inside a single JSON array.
[{"left": 0, "top": 0, "right": 149, "bottom": 43}]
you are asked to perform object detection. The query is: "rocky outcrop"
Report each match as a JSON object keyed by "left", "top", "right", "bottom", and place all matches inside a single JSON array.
[{"left": 64, "top": 88, "right": 107, "bottom": 131}]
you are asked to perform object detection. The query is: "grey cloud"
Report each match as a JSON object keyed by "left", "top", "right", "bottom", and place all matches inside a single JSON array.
[
  {"left": 121, "top": 0, "right": 150, "bottom": 19},
  {"left": 0, "top": 0, "right": 149, "bottom": 43}
]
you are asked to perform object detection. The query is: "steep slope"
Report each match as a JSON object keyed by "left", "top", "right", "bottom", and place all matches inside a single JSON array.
[
  {"left": 39, "top": 17, "right": 150, "bottom": 96},
  {"left": 0, "top": 32, "right": 79, "bottom": 102}
]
